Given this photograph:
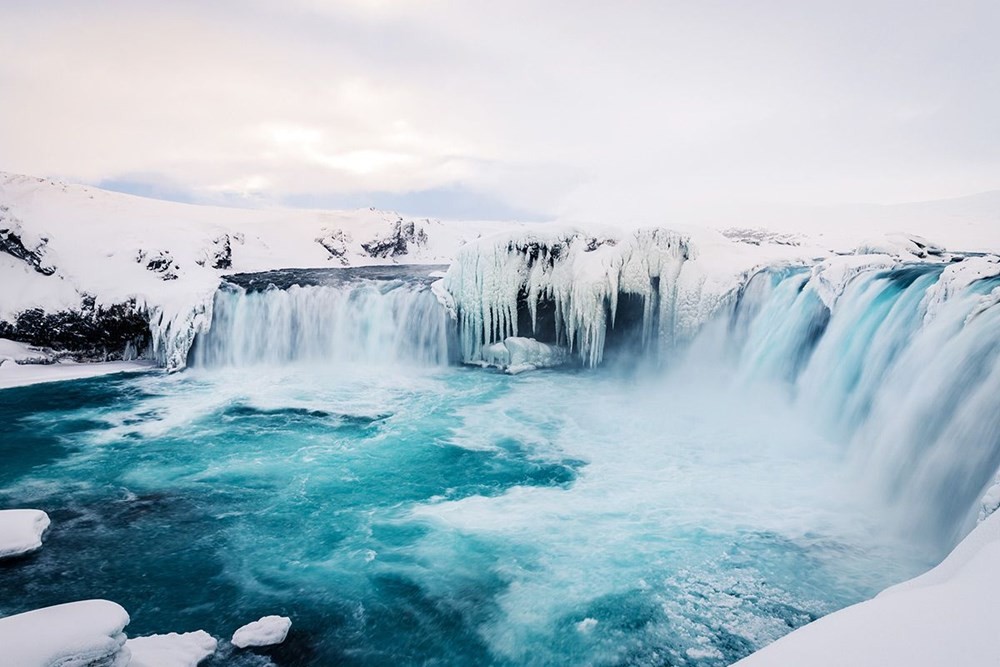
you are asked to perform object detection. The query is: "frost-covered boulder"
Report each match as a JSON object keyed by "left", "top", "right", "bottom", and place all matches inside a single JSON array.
[
  {"left": 126, "top": 631, "right": 217, "bottom": 667},
  {"left": 483, "top": 337, "right": 569, "bottom": 374},
  {"left": 231, "top": 615, "right": 292, "bottom": 649},
  {"left": 0, "top": 509, "right": 50, "bottom": 559},
  {"left": 0, "top": 600, "right": 130, "bottom": 667}
]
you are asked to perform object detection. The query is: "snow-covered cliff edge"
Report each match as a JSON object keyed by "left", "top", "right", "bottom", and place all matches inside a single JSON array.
[{"left": 0, "top": 173, "right": 519, "bottom": 369}]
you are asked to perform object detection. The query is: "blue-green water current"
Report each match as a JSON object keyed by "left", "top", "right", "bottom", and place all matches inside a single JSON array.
[{"left": 0, "top": 362, "right": 932, "bottom": 666}]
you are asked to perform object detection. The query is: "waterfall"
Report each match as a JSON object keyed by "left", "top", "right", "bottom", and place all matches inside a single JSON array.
[
  {"left": 186, "top": 252, "right": 1000, "bottom": 549},
  {"left": 190, "top": 270, "right": 453, "bottom": 368},
  {"left": 728, "top": 258, "right": 1000, "bottom": 548}
]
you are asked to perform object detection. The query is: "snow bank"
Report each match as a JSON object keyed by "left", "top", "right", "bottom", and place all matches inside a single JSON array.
[
  {"left": 736, "top": 510, "right": 1000, "bottom": 667},
  {"left": 231, "top": 615, "right": 291, "bottom": 648},
  {"left": 0, "top": 338, "right": 50, "bottom": 364},
  {"left": 0, "top": 360, "right": 155, "bottom": 391},
  {"left": 0, "top": 600, "right": 130, "bottom": 667},
  {"left": 0, "top": 509, "right": 50, "bottom": 559},
  {"left": 126, "top": 631, "right": 217, "bottom": 667}
]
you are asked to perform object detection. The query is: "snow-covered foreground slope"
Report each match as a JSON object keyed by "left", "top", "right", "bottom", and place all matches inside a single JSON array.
[{"left": 736, "top": 509, "right": 1000, "bottom": 667}]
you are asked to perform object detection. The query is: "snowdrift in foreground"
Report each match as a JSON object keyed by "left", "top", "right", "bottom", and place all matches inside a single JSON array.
[
  {"left": 0, "top": 600, "right": 130, "bottom": 667},
  {"left": 736, "top": 509, "right": 1000, "bottom": 667},
  {"left": 0, "top": 509, "right": 50, "bottom": 559}
]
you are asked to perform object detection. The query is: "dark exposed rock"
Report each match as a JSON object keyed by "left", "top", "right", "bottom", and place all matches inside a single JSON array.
[
  {"left": 722, "top": 228, "right": 800, "bottom": 247},
  {"left": 136, "top": 249, "right": 179, "bottom": 280},
  {"left": 504, "top": 238, "right": 568, "bottom": 269},
  {"left": 583, "top": 237, "right": 617, "bottom": 252},
  {"left": 211, "top": 236, "right": 233, "bottom": 269},
  {"left": 195, "top": 233, "right": 242, "bottom": 270},
  {"left": 361, "top": 219, "right": 428, "bottom": 258},
  {"left": 0, "top": 296, "right": 151, "bottom": 361},
  {"left": 315, "top": 229, "right": 351, "bottom": 265},
  {"left": 223, "top": 265, "right": 447, "bottom": 292},
  {"left": 0, "top": 206, "right": 55, "bottom": 275}
]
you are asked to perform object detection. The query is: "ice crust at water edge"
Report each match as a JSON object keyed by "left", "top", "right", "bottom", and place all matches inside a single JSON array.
[
  {"left": 231, "top": 615, "right": 291, "bottom": 648},
  {"left": 0, "top": 509, "right": 50, "bottom": 559}
]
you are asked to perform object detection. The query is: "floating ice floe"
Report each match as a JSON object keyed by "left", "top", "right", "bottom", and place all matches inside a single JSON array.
[
  {"left": 231, "top": 615, "right": 292, "bottom": 649},
  {"left": 126, "top": 631, "right": 218, "bottom": 667},
  {"left": 0, "top": 509, "right": 50, "bottom": 559},
  {"left": 0, "top": 599, "right": 130, "bottom": 667}
]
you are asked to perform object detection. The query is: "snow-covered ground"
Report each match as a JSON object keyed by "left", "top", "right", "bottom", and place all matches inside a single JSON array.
[{"left": 0, "top": 350, "right": 155, "bottom": 390}]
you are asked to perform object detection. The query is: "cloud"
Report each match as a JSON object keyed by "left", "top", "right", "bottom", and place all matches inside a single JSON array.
[{"left": 1, "top": 1, "right": 998, "bottom": 221}]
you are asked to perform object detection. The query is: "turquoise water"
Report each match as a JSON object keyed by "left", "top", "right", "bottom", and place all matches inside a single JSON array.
[{"left": 0, "top": 362, "right": 931, "bottom": 666}]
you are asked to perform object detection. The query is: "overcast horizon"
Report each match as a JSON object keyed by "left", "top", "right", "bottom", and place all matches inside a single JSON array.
[{"left": 2, "top": 1, "right": 999, "bottom": 222}]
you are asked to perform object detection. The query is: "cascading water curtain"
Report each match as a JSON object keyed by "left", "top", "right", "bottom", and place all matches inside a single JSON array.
[{"left": 730, "top": 262, "right": 1000, "bottom": 550}]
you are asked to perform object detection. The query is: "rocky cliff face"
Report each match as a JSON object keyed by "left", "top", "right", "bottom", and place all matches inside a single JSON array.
[{"left": 0, "top": 296, "right": 150, "bottom": 361}]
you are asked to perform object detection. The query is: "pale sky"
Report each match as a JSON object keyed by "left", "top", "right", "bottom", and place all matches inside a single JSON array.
[{"left": 1, "top": 0, "right": 998, "bottom": 221}]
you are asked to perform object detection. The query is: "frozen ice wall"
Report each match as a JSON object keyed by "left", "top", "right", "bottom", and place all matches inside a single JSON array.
[{"left": 442, "top": 228, "right": 731, "bottom": 367}]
